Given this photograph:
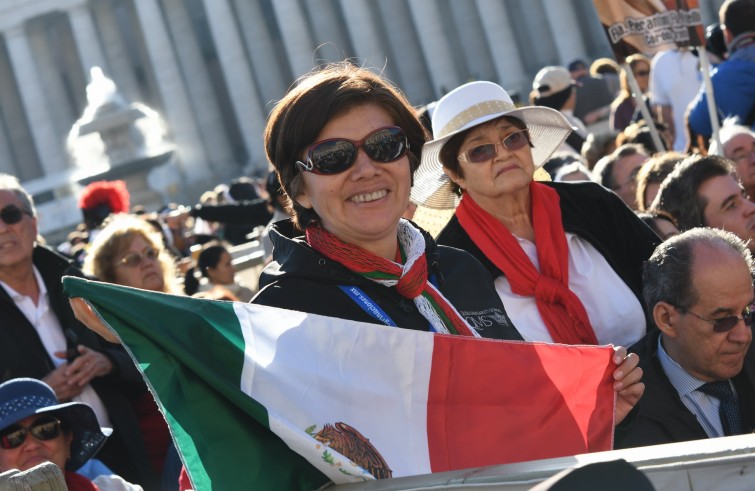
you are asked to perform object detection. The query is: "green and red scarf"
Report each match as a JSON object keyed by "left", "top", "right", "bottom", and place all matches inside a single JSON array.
[{"left": 306, "top": 219, "right": 478, "bottom": 337}]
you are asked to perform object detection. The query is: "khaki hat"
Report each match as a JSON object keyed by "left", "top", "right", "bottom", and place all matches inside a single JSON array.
[
  {"left": 411, "top": 81, "right": 574, "bottom": 210},
  {"left": 532, "top": 66, "right": 575, "bottom": 98}
]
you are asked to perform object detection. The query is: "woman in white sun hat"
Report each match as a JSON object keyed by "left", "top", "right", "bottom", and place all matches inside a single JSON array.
[{"left": 411, "top": 81, "right": 660, "bottom": 348}]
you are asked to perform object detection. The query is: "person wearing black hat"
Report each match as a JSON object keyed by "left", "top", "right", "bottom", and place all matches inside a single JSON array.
[{"left": 0, "top": 378, "right": 140, "bottom": 490}]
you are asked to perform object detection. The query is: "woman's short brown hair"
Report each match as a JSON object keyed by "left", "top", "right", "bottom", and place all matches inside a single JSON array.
[
  {"left": 263, "top": 61, "right": 428, "bottom": 231},
  {"left": 83, "top": 214, "right": 178, "bottom": 293}
]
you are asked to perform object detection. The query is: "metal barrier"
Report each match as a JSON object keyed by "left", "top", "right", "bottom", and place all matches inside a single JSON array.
[{"left": 335, "top": 434, "right": 755, "bottom": 490}]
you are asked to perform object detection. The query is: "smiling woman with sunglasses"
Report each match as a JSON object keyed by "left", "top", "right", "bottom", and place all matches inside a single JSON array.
[
  {"left": 412, "top": 80, "right": 660, "bottom": 349},
  {"left": 253, "top": 62, "right": 521, "bottom": 341},
  {"left": 0, "top": 377, "right": 142, "bottom": 490}
]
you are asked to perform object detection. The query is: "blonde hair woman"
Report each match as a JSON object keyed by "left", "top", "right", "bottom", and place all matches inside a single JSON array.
[
  {"left": 84, "top": 215, "right": 179, "bottom": 294},
  {"left": 609, "top": 54, "right": 652, "bottom": 131}
]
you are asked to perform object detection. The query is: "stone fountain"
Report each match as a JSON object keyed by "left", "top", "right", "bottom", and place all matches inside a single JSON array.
[
  {"left": 66, "top": 67, "right": 179, "bottom": 208},
  {"left": 28, "top": 67, "right": 182, "bottom": 243}
]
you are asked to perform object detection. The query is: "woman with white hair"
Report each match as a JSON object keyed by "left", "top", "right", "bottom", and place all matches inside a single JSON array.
[
  {"left": 412, "top": 81, "right": 660, "bottom": 348},
  {"left": 708, "top": 118, "right": 755, "bottom": 199}
]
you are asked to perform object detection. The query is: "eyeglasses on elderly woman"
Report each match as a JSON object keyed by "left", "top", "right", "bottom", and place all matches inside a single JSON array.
[
  {"left": 296, "top": 126, "right": 409, "bottom": 175},
  {"left": 458, "top": 130, "right": 530, "bottom": 164},
  {"left": 116, "top": 246, "right": 159, "bottom": 268}
]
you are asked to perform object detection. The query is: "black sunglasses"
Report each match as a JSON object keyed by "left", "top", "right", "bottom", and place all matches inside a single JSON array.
[
  {"left": 458, "top": 130, "right": 530, "bottom": 164},
  {"left": 676, "top": 304, "right": 755, "bottom": 333},
  {"left": 296, "top": 126, "right": 410, "bottom": 175},
  {"left": 0, "top": 204, "right": 31, "bottom": 226},
  {"left": 0, "top": 415, "right": 63, "bottom": 449}
]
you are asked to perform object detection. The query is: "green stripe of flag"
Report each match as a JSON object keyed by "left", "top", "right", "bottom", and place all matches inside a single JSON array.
[{"left": 63, "top": 277, "right": 329, "bottom": 491}]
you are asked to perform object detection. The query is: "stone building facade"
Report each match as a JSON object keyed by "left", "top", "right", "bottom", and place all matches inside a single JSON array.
[{"left": 0, "top": 0, "right": 725, "bottom": 201}]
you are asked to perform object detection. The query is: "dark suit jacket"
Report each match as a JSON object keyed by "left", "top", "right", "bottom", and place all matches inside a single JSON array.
[
  {"left": 616, "top": 330, "right": 755, "bottom": 448},
  {"left": 0, "top": 245, "right": 159, "bottom": 488}
]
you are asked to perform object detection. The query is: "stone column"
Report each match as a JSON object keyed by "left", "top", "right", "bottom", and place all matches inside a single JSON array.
[
  {"left": 4, "top": 25, "right": 66, "bottom": 174},
  {"left": 161, "top": 0, "right": 235, "bottom": 176},
  {"left": 233, "top": 0, "right": 291, "bottom": 106},
  {"left": 202, "top": 0, "right": 267, "bottom": 173},
  {"left": 0, "top": 112, "right": 16, "bottom": 176},
  {"left": 270, "top": 0, "right": 316, "bottom": 79},
  {"left": 132, "top": 0, "right": 212, "bottom": 182},
  {"left": 448, "top": 2, "right": 496, "bottom": 82},
  {"left": 338, "top": 0, "right": 391, "bottom": 76},
  {"left": 68, "top": 3, "right": 108, "bottom": 76},
  {"left": 406, "top": 0, "right": 461, "bottom": 98},
  {"left": 475, "top": 0, "right": 530, "bottom": 95},
  {"left": 304, "top": 0, "right": 352, "bottom": 62},
  {"left": 374, "top": 0, "right": 433, "bottom": 105},
  {"left": 90, "top": 1, "right": 141, "bottom": 102},
  {"left": 541, "top": 0, "right": 587, "bottom": 65}
]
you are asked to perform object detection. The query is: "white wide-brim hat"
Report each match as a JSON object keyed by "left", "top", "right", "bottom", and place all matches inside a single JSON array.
[{"left": 411, "top": 81, "right": 575, "bottom": 210}]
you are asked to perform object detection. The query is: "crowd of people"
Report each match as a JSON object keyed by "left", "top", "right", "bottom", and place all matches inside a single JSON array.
[{"left": 1, "top": 0, "right": 755, "bottom": 488}]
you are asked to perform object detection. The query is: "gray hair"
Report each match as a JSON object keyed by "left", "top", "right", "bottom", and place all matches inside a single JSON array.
[
  {"left": 708, "top": 117, "right": 755, "bottom": 157},
  {"left": 643, "top": 227, "right": 755, "bottom": 320},
  {"left": 0, "top": 173, "right": 36, "bottom": 217}
]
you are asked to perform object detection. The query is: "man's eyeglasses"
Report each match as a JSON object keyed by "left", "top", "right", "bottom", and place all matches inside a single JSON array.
[
  {"left": 0, "top": 204, "right": 32, "bottom": 226},
  {"left": 117, "top": 246, "right": 159, "bottom": 268},
  {"left": 675, "top": 304, "right": 755, "bottom": 333},
  {"left": 458, "top": 130, "right": 530, "bottom": 164},
  {"left": 0, "top": 416, "right": 62, "bottom": 449},
  {"left": 296, "top": 126, "right": 409, "bottom": 175},
  {"left": 635, "top": 70, "right": 650, "bottom": 77},
  {"left": 731, "top": 148, "right": 755, "bottom": 164}
]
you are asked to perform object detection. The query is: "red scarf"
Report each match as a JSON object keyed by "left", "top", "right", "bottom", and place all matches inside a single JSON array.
[
  {"left": 456, "top": 182, "right": 598, "bottom": 345},
  {"left": 305, "top": 222, "right": 477, "bottom": 337},
  {"left": 65, "top": 471, "right": 99, "bottom": 491}
]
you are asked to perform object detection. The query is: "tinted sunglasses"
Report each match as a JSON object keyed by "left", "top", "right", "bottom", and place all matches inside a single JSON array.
[
  {"left": 117, "top": 246, "right": 159, "bottom": 268},
  {"left": 0, "top": 416, "right": 62, "bottom": 449},
  {"left": 0, "top": 204, "right": 31, "bottom": 225},
  {"left": 677, "top": 304, "right": 755, "bottom": 333},
  {"left": 458, "top": 130, "right": 530, "bottom": 164},
  {"left": 296, "top": 126, "right": 410, "bottom": 175}
]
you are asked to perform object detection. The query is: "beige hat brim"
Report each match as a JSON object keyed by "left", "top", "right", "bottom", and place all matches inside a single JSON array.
[{"left": 411, "top": 105, "right": 574, "bottom": 210}]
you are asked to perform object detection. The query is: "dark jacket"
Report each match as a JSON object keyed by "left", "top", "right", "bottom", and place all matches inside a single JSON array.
[
  {"left": 436, "top": 181, "right": 661, "bottom": 335},
  {"left": 190, "top": 200, "right": 273, "bottom": 245},
  {"left": 616, "top": 330, "right": 755, "bottom": 448},
  {"left": 0, "top": 246, "right": 159, "bottom": 488},
  {"left": 253, "top": 221, "right": 522, "bottom": 341}
]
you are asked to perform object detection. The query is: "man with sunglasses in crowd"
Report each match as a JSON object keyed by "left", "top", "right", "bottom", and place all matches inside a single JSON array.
[
  {"left": 616, "top": 227, "right": 755, "bottom": 448},
  {"left": 0, "top": 174, "right": 159, "bottom": 488}
]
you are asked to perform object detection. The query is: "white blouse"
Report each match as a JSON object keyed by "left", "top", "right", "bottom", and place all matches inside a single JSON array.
[{"left": 494, "top": 232, "right": 645, "bottom": 347}]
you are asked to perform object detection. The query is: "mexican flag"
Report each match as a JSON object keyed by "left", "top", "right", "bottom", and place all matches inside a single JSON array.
[{"left": 63, "top": 277, "right": 616, "bottom": 491}]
